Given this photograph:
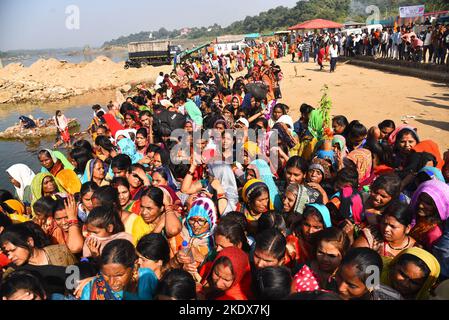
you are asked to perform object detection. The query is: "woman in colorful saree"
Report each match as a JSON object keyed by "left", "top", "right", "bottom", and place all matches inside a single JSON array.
[
  {"left": 169, "top": 197, "right": 218, "bottom": 280},
  {"left": 6, "top": 164, "right": 35, "bottom": 205},
  {"left": 38, "top": 149, "right": 74, "bottom": 176},
  {"left": 30, "top": 173, "right": 65, "bottom": 207},
  {"left": 81, "top": 239, "right": 158, "bottom": 300},
  {"left": 409, "top": 179, "right": 449, "bottom": 251},
  {"left": 81, "top": 158, "right": 110, "bottom": 186},
  {"left": 246, "top": 159, "right": 282, "bottom": 211},
  {"left": 382, "top": 247, "right": 440, "bottom": 300},
  {"left": 111, "top": 176, "right": 140, "bottom": 215}
]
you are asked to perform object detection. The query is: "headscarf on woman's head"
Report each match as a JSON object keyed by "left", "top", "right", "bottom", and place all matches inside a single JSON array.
[
  {"left": 158, "top": 185, "right": 180, "bottom": 206},
  {"left": 246, "top": 159, "right": 282, "bottom": 211},
  {"left": 31, "top": 172, "right": 64, "bottom": 204},
  {"left": 271, "top": 121, "right": 293, "bottom": 147},
  {"left": 310, "top": 157, "right": 332, "bottom": 180},
  {"left": 117, "top": 137, "right": 143, "bottom": 164},
  {"left": 232, "top": 95, "right": 243, "bottom": 106},
  {"left": 55, "top": 169, "right": 81, "bottom": 195},
  {"left": 202, "top": 246, "right": 252, "bottom": 300},
  {"left": 308, "top": 109, "right": 324, "bottom": 140},
  {"left": 40, "top": 149, "right": 75, "bottom": 173},
  {"left": 418, "top": 166, "right": 445, "bottom": 183},
  {"left": 276, "top": 115, "right": 294, "bottom": 133},
  {"left": 315, "top": 149, "right": 336, "bottom": 168},
  {"left": 6, "top": 164, "right": 35, "bottom": 201},
  {"left": 332, "top": 135, "right": 347, "bottom": 155},
  {"left": 306, "top": 203, "right": 332, "bottom": 228},
  {"left": 347, "top": 148, "right": 373, "bottom": 185},
  {"left": 208, "top": 161, "right": 239, "bottom": 214},
  {"left": 213, "top": 118, "right": 228, "bottom": 130},
  {"left": 185, "top": 197, "right": 218, "bottom": 239},
  {"left": 388, "top": 247, "right": 440, "bottom": 300},
  {"left": 413, "top": 140, "right": 444, "bottom": 170},
  {"left": 2, "top": 199, "right": 29, "bottom": 223},
  {"left": 243, "top": 141, "right": 261, "bottom": 160},
  {"left": 242, "top": 178, "right": 271, "bottom": 207},
  {"left": 154, "top": 166, "right": 179, "bottom": 192},
  {"left": 81, "top": 159, "right": 109, "bottom": 184},
  {"left": 388, "top": 125, "right": 419, "bottom": 146},
  {"left": 293, "top": 184, "right": 321, "bottom": 215},
  {"left": 114, "top": 130, "right": 132, "bottom": 142},
  {"left": 410, "top": 179, "right": 449, "bottom": 223},
  {"left": 42, "top": 148, "right": 57, "bottom": 163},
  {"left": 4, "top": 199, "right": 25, "bottom": 215}
]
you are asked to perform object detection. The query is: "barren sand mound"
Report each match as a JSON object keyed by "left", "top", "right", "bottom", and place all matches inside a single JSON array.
[
  {"left": 0, "top": 56, "right": 172, "bottom": 104},
  {"left": 28, "top": 58, "right": 64, "bottom": 72},
  {"left": 0, "top": 63, "right": 24, "bottom": 76}
]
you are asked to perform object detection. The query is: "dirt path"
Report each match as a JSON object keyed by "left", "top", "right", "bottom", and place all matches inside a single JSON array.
[{"left": 275, "top": 56, "right": 449, "bottom": 152}]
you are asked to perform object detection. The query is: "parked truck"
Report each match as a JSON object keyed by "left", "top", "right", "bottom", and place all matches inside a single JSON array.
[{"left": 124, "top": 40, "right": 182, "bottom": 69}]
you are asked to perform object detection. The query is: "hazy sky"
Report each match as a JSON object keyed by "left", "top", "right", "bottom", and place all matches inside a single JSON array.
[{"left": 0, "top": 0, "right": 299, "bottom": 51}]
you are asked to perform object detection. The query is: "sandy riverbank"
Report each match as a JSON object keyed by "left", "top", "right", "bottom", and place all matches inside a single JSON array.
[
  {"left": 276, "top": 56, "right": 449, "bottom": 152},
  {"left": 0, "top": 56, "right": 172, "bottom": 104}
]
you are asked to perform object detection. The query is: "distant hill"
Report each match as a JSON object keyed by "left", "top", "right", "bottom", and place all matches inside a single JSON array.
[{"left": 102, "top": 0, "right": 449, "bottom": 47}]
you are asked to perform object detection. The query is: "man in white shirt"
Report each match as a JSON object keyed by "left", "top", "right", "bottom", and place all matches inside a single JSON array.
[
  {"left": 381, "top": 30, "right": 389, "bottom": 58},
  {"left": 155, "top": 72, "right": 164, "bottom": 86},
  {"left": 423, "top": 26, "right": 433, "bottom": 63},
  {"left": 392, "top": 27, "right": 402, "bottom": 60},
  {"left": 329, "top": 43, "right": 339, "bottom": 72},
  {"left": 355, "top": 34, "right": 362, "bottom": 55}
]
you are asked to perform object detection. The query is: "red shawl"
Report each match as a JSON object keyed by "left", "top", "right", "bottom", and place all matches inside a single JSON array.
[
  {"left": 102, "top": 113, "right": 124, "bottom": 138},
  {"left": 373, "top": 164, "right": 394, "bottom": 177},
  {"left": 158, "top": 185, "right": 181, "bottom": 205},
  {"left": 201, "top": 247, "right": 253, "bottom": 300},
  {"left": 49, "top": 160, "right": 64, "bottom": 177}
]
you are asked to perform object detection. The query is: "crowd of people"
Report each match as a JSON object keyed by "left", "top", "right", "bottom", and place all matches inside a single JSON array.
[
  {"left": 342, "top": 23, "right": 449, "bottom": 64},
  {"left": 288, "top": 20, "right": 449, "bottom": 66},
  {"left": 289, "top": 32, "right": 342, "bottom": 72},
  {"left": 1, "top": 39, "right": 449, "bottom": 301}
]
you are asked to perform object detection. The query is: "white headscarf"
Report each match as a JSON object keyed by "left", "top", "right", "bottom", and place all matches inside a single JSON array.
[
  {"left": 276, "top": 115, "right": 294, "bottom": 133},
  {"left": 6, "top": 164, "right": 36, "bottom": 201},
  {"left": 114, "top": 129, "right": 136, "bottom": 142},
  {"left": 208, "top": 161, "right": 239, "bottom": 215}
]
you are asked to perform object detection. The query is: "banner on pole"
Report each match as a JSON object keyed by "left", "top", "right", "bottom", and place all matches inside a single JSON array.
[{"left": 399, "top": 5, "right": 425, "bottom": 18}]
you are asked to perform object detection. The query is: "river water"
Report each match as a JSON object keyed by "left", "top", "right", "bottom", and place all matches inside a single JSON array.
[
  {"left": 0, "top": 92, "right": 115, "bottom": 194},
  {"left": 0, "top": 53, "right": 126, "bottom": 194},
  {"left": 2, "top": 51, "right": 128, "bottom": 67}
]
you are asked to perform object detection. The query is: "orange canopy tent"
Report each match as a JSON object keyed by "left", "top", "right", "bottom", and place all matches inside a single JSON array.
[{"left": 288, "top": 19, "right": 343, "bottom": 30}]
